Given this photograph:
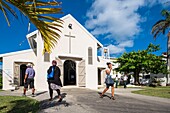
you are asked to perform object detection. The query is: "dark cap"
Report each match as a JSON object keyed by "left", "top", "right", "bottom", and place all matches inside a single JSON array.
[
  {"left": 52, "top": 60, "right": 57, "bottom": 64},
  {"left": 106, "top": 62, "right": 111, "bottom": 65}
]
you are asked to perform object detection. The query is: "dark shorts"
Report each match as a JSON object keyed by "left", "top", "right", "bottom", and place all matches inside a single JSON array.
[
  {"left": 24, "top": 78, "right": 34, "bottom": 89},
  {"left": 106, "top": 83, "right": 114, "bottom": 88}
]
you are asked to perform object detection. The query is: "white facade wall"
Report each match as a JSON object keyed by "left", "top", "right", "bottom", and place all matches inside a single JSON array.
[
  {"left": 1, "top": 14, "right": 106, "bottom": 90},
  {"left": 2, "top": 50, "right": 36, "bottom": 90},
  {"left": 36, "top": 15, "right": 100, "bottom": 90}
]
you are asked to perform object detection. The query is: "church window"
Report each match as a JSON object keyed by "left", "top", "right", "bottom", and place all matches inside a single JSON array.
[
  {"left": 88, "top": 47, "right": 93, "bottom": 65},
  {"left": 44, "top": 52, "right": 50, "bottom": 62}
]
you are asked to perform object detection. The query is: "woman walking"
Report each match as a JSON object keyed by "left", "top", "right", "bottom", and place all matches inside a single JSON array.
[
  {"left": 47, "top": 60, "right": 62, "bottom": 102},
  {"left": 100, "top": 62, "right": 115, "bottom": 100}
]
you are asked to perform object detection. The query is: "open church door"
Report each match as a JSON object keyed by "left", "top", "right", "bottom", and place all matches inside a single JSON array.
[
  {"left": 56, "top": 58, "right": 63, "bottom": 84},
  {"left": 14, "top": 63, "right": 20, "bottom": 87},
  {"left": 78, "top": 60, "right": 86, "bottom": 87}
]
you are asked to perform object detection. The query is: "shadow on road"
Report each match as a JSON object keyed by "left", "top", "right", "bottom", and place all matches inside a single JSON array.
[
  {"left": 97, "top": 92, "right": 111, "bottom": 99},
  {"left": 39, "top": 93, "right": 72, "bottom": 110},
  {"left": 35, "top": 91, "right": 48, "bottom": 96}
]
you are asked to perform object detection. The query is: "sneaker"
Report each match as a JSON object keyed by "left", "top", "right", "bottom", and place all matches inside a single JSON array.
[
  {"left": 58, "top": 98, "right": 62, "bottom": 102},
  {"left": 32, "top": 93, "right": 35, "bottom": 97},
  {"left": 22, "top": 94, "right": 26, "bottom": 97},
  {"left": 49, "top": 98, "right": 53, "bottom": 101}
]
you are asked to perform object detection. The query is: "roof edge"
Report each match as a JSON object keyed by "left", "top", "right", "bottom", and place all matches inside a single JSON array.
[{"left": 0, "top": 49, "right": 33, "bottom": 57}]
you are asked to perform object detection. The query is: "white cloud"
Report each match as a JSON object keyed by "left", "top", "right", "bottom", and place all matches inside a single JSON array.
[
  {"left": 107, "top": 44, "right": 125, "bottom": 54},
  {"left": 85, "top": 0, "right": 145, "bottom": 41},
  {"left": 85, "top": 0, "right": 168, "bottom": 55},
  {"left": 85, "top": 0, "right": 144, "bottom": 55},
  {"left": 118, "top": 40, "right": 134, "bottom": 48},
  {"left": 107, "top": 40, "right": 134, "bottom": 54}
]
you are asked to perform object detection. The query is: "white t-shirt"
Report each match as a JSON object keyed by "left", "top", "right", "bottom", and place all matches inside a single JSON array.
[
  {"left": 105, "top": 68, "right": 114, "bottom": 78},
  {"left": 115, "top": 77, "right": 118, "bottom": 81},
  {"left": 124, "top": 75, "right": 128, "bottom": 81}
]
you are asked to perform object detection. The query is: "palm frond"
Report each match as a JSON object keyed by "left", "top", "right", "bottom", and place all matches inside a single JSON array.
[
  {"left": 152, "top": 9, "right": 170, "bottom": 39},
  {"left": 1, "top": 0, "right": 63, "bottom": 53},
  {"left": 0, "top": 0, "right": 18, "bottom": 26}
]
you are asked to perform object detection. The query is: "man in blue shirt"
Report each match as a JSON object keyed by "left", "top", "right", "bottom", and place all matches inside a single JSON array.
[{"left": 23, "top": 63, "right": 35, "bottom": 97}]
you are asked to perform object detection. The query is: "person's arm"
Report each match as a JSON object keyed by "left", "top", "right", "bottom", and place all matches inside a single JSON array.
[
  {"left": 47, "top": 66, "right": 52, "bottom": 74},
  {"left": 24, "top": 74, "right": 28, "bottom": 83},
  {"left": 24, "top": 69, "right": 28, "bottom": 83},
  {"left": 34, "top": 70, "right": 35, "bottom": 77},
  {"left": 105, "top": 69, "right": 110, "bottom": 75}
]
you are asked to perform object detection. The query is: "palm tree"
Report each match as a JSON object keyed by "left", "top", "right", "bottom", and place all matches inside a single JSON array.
[
  {"left": 0, "top": 0, "right": 63, "bottom": 53},
  {"left": 151, "top": 9, "right": 170, "bottom": 85}
]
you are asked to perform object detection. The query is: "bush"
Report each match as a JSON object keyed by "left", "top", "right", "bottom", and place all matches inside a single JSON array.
[
  {"left": 149, "top": 77, "right": 164, "bottom": 87},
  {"left": 0, "top": 74, "right": 2, "bottom": 89}
]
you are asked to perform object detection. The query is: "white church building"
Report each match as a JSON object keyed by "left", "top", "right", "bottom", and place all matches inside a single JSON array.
[{"left": 0, "top": 14, "right": 111, "bottom": 91}]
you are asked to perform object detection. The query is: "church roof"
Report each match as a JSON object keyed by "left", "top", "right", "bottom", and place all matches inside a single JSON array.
[
  {"left": 61, "top": 14, "right": 103, "bottom": 48},
  {"left": 0, "top": 49, "right": 33, "bottom": 57}
]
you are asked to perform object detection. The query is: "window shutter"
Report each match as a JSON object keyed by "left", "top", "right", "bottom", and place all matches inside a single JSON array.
[
  {"left": 44, "top": 52, "right": 50, "bottom": 62},
  {"left": 88, "top": 47, "right": 93, "bottom": 65}
]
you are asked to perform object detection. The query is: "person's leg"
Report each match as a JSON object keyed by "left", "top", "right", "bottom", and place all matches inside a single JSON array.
[
  {"left": 30, "top": 79, "right": 35, "bottom": 95},
  {"left": 124, "top": 81, "right": 125, "bottom": 88},
  {"left": 100, "top": 84, "right": 109, "bottom": 97},
  {"left": 124, "top": 81, "right": 126, "bottom": 88},
  {"left": 111, "top": 85, "right": 114, "bottom": 97},
  {"left": 23, "top": 88, "right": 27, "bottom": 95},
  {"left": 48, "top": 83, "right": 53, "bottom": 100},
  {"left": 23, "top": 80, "right": 28, "bottom": 96},
  {"left": 115, "top": 81, "right": 118, "bottom": 88},
  {"left": 56, "top": 89, "right": 62, "bottom": 102},
  {"left": 111, "top": 84, "right": 115, "bottom": 100}
]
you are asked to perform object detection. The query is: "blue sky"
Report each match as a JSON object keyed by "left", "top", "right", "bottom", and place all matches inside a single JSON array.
[{"left": 0, "top": 0, "right": 170, "bottom": 59}]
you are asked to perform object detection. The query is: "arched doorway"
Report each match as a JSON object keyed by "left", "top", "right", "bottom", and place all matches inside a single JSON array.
[
  {"left": 20, "top": 64, "right": 27, "bottom": 86},
  {"left": 64, "top": 60, "right": 76, "bottom": 86}
]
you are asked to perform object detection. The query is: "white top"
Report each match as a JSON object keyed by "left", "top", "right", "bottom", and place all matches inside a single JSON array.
[
  {"left": 105, "top": 68, "right": 114, "bottom": 78},
  {"left": 115, "top": 77, "right": 118, "bottom": 81},
  {"left": 124, "top": 75, "right": 128, "bottom": 81}
]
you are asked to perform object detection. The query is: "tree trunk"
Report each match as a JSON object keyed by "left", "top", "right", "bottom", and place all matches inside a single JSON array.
[
  {"left": 167, "top": 32, "right": 170, "bottom": 85},
  {"left": 134, "top": 70, "right": 140, "bottom": 85}
]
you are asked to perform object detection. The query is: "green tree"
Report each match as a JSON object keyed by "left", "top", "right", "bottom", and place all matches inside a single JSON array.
[
  {"left": 151, "top": 9, "right": 170, "bottom": 84},
  {"left": 0, "top": 0, "right": 63, "bottom": 53},
  {"left": 115, "top": 43, "right": 167, "bottom": 85}
]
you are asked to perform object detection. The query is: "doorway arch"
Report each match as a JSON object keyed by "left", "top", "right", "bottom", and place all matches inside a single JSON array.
[
  {"left": 64, "top": 60, "right": 76, "bottom": 86},
  {"left": 20, "top": 64, "right": 27, "bottom": 86}
]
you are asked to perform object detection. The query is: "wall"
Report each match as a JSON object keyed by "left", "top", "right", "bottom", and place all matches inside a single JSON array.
[
  {"left": 2, "top": 50, "right": 36, "bottom": 90},
  {"left": 35, "top": 15, "right": 100, "bottom": 90}
]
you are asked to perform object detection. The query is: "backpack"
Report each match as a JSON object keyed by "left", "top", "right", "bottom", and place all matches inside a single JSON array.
[{"left": 47, "top": 67, "right": 54, "bottom": 79}]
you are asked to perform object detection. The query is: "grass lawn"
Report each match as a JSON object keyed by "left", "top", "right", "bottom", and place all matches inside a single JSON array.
[
  {"left": 132, "top": 86, "right": 170, "bottom": 99},
  {"left": 0, "top": 96, "right": 40, "bottom": 113}
]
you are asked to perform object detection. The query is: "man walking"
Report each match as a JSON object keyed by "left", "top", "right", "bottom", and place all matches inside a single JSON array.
[
  {"left": 123, "top": 73, "right": 128, "bottom": 88},
  {"left": 23, "top": 63, "right": 35, "bottom": 97}
]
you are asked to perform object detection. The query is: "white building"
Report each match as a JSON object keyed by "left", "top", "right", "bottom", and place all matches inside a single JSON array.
[{"left": 0, "top": 14, "right": 111, "bottom": 91}]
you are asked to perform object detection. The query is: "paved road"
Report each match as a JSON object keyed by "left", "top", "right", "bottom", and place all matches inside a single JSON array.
[
  {"left": 37, "top": 88, "right": 170, "bottom": 113},
  {"left": 0, "top": 88, "right": 170, "bottom": 113}
]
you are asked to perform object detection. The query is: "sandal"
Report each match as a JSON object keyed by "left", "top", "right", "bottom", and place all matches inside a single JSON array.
[
  {"left": 100, "top": 94, "right": 104, "bottom": 98},
  {"left": 49, "top": 98, "right": 53, "bottom": 101},
  {"left": 58, "top": 95, "right": 62, "bottom": 102},
  {"left": 58, "top": 98, "right": 62, "bottom": 102},
  {"left": 111, "top": 96, "right": 115, "bottom": 100}
]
